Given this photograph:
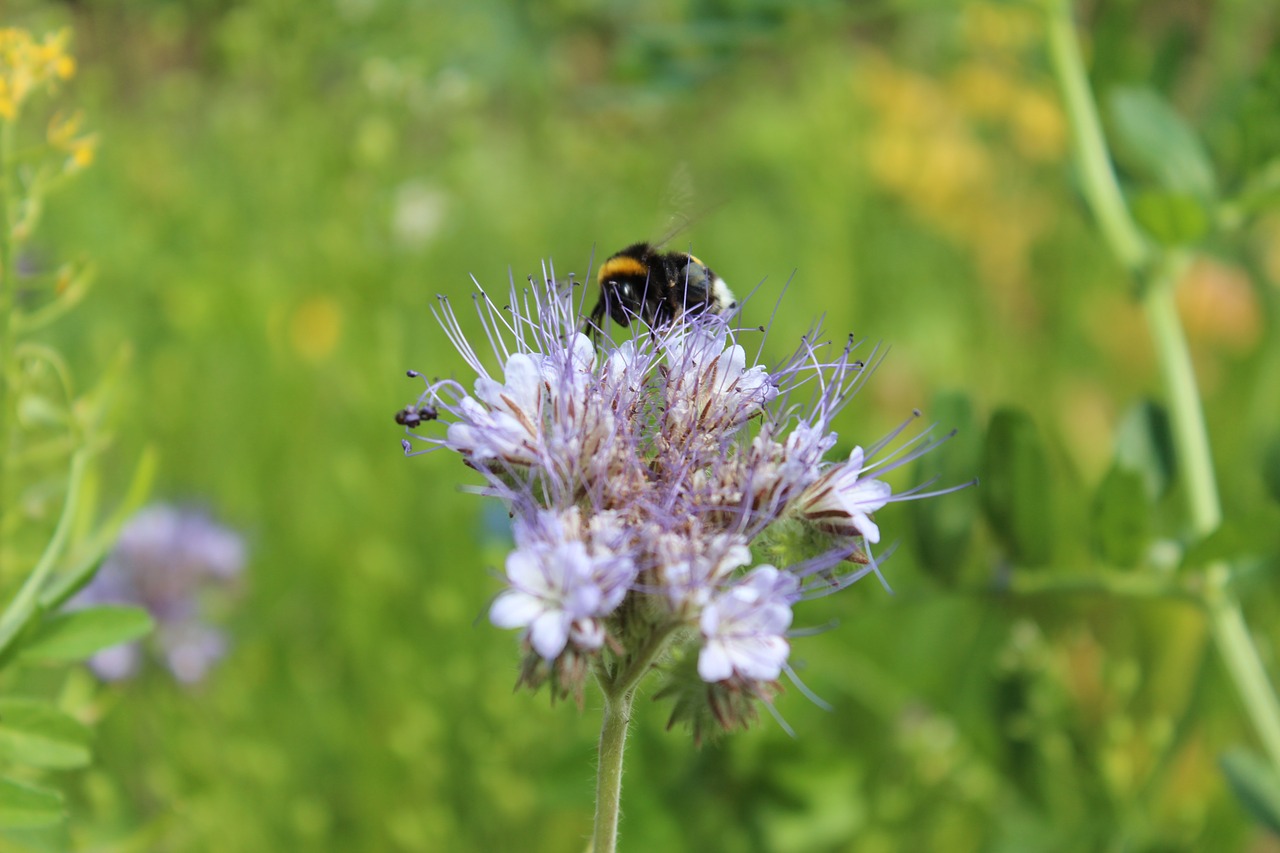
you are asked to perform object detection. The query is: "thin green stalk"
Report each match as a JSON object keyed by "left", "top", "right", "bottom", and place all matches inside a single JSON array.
[
  {"left": 1147, "top": 275, "right": 1280, "bottom": 766},
  {"left": 590, "top": 623, "right": 679, "bottom": 853},
  {"left": 591, "top": 688, "right": 635, "bottom": 853},
  {"left": 1047, "top": 0, "right": 1280, "bottom": 773},
  {"left": 0, "top": 118, "right": 15, "bottom": 563},
  {"left": 1207, "top": 589, "right": 1280, "bottom": 769},
  {"left": 1045, "top": 0, "right": 1149, "bottom": 274},
  {"left": 0, "top": 447, "right": 89, "bottom": 656},
  {"left": 1140, "top": 267, "right": 1220, "bottom": 533}
]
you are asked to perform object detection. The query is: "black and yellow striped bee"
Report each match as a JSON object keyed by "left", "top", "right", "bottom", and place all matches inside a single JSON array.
[{"left": 587, "top": 242, "right": 737, "bottom": 337}]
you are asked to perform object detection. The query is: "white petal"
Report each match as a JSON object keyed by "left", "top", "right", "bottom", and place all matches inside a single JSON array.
[
  {"left": 501, "top": 354, "right": 545, "bottom": 410},
  {"left": 489, "top": 590, "right": 543, "bottom": 629},
  {"left": 567, "top": 333, "right": 597, "bottom": 371},
  {"left": 503, "top": 549, "right": 547, "bottom": 589},
  {"left": 528, "top": 610, "right": 571, "bottom": 659},
  {"left": 853, "top": 512, "right": 881, "bottom": 544},
  {"left": 840, "top": 478, "right": 891, "bottom": 515},
  {"left": 698, "top": 642, "right": 734, "bottom": 682},
  {"left": 731, "top": 636, "right": 789, "bottom": 681}
]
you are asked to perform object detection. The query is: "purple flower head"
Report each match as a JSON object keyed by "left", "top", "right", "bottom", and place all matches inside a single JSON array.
[
  {"left": 399, "top": 265, "right": 968, "bottom": 726},
  {"left": 74, "top": 504, "right": 246, "bottom": 683}
]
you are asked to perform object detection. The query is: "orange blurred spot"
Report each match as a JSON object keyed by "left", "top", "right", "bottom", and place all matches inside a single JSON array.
[{"left": 1177, "top": 258, "right": 1261, "bottom": 353}]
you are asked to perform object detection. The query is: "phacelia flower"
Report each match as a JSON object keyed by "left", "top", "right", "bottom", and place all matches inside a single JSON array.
[
  {"left": 73, "top": 504, "right": 246, "bottom": 684},
  {"left": 490, "top": 507, "right": 637, "bottom": 659},
  {"left": 698, "top": 565, "right": 799, "bottom": 683},
  {"left": 398, "top": 264, "right": 966, "bottom": 730},
  {"left": 797, "top": 446, "right": 893, "bottom": 543}
]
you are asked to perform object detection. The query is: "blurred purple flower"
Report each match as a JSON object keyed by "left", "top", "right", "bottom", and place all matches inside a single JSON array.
[{"left": 74, "top": 504, "right": 246, "bottom": 684}]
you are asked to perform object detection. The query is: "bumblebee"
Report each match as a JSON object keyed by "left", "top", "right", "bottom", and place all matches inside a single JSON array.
[{"left": 587, "top": 242, "right": 736, "bottom": 336}]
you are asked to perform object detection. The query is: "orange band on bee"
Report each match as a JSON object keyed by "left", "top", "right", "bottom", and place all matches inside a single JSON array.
[{"left": 598, "top": 256, "right": 649, "bottom": 283}]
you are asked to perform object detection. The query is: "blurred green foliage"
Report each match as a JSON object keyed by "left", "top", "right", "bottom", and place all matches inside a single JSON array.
[{"left": 2, "top": 0, "right": 1279, "bottom": 850}]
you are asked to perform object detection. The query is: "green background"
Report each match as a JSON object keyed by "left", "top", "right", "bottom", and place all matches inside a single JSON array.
[{"left": 6, "top": 0, "right": 1280, "bottom": 850}]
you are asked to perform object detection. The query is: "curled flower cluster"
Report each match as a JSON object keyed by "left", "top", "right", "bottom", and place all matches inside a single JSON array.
[
  {"left": 400, "top": 269, "right": 952, "bottom": 734},
  {"left": 73, "top": 504, "right": 246, "bottom": 685}
]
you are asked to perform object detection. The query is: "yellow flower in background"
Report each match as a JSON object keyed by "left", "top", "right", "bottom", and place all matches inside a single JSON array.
[
  {"left": 68, "top": 135, "right": 97, "bottom": 171},
  {"left": 855, "top": 1, "right": 1067, "bottom": 299},
  {"left": 47, "top": 110, "right": 99, "bottom": 172},
  {"left": 961, "top": 1, "right": 1041, "bottom": 53},
  {"left": 46, "top": 108, "right": 84, "bottom": 147},
  {"left": 1010, "top": 89, "right": 1067, "bottom": 162},
  {"left": 0, "top": 27, "right": 75, "bottom": 122},
  {"left": 289, "top": 296, "right": 344, "bottom": 363}
]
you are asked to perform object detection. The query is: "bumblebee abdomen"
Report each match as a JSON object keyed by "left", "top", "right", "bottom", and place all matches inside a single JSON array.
[{"left": 596, "top": 246, "right": 651, "bottom": 287}]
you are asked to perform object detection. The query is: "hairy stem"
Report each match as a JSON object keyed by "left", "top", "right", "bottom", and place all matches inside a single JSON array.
[
  {"left": 590, "top": 623, "right": 678, "bottom": 852},
  {"left": 591, "top": 687, "right": 635, "bottom": 853}
]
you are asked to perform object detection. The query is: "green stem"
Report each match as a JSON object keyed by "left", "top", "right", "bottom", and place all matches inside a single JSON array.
[
  {"left": 1207, "top": 586, "right": 1280, "bottom": 769},
  {"left": 1149, "top": 274, "right": 1280, "bottom": 766},
  {"left": 0, "top": 118, "right": 15, "bottom": 571},
  {"left": 1141, "top": 264, "right": 1221, "bottom": 533},
  {"left": 1045, "top": 0, "right": 1149, "bottom": 273},
  {"left": 0, "top": 447, "right": 89, "bottom": 657},
  {"left": 590, "top": 622, "right": 679, "bottom": 853},
  {"left": 1048, "top": 0, "right": 1280, "bottom": 774},
  {"left": 591, "top": 687, "right": 635, "bottom": 853}
]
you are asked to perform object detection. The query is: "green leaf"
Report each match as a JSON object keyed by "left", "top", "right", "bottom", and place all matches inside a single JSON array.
[
  {"left": 1181, "top": 518, "right": 1273, "bottom": 570},
  {"left": 41, "top": 445, "right": 159, "bottom": 612},
  {"left": 0, "top": 699, "right": 91, "bottom": 770},
  {"left": 1108, "top": 86, "right": 1217, "bottom": 199},
  {"left": 0, "top": 778, "right": 64, "bottom": 829},
  {"left": 17, "top": 607, "right": 153, "bottom": 664},
  {"left": 1090, "top": 465, "right": 1150, "bottom": 568},
  {"left": 1221, "top": 748, "right": 1280, "bottom": 836},
  {"left": 1113, "top": 401, "right": 1176, "bottom": 501},
  {"left": 1130, "top": 190, "right": 1210, "bottom": 246},
  {"left": 980, "top": 407, "right": 1053, "bottom": 567},
  {"left": 911, "top": 391, "right": 980, "bottom": 585}
]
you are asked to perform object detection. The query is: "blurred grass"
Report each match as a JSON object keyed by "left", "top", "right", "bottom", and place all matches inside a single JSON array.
[{"left": 4, "top": 0, "right": 1280, "bottom": 850}]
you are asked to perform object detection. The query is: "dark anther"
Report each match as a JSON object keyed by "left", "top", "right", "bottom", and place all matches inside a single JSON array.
[{"left": 395, "top": 404, "right": 439, "bottom": 428}]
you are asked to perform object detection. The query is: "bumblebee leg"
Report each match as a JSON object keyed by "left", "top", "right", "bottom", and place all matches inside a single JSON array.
[{"left": 584, "top": 296, "right": 608, "bottom": 344}]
